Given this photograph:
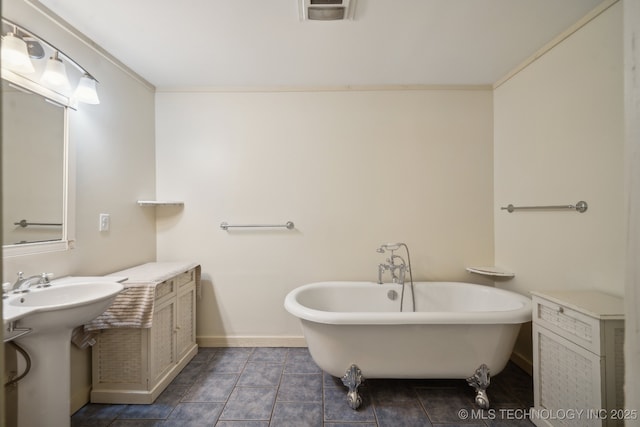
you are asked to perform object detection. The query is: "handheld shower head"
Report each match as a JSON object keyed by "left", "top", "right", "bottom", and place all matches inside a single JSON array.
[{"left": 381, "top": 243, "right": 401, "bottom": 251}]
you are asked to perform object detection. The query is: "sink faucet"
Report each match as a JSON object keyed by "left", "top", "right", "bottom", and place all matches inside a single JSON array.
[{"left": 11, "top": 272, "right": 52, "bottom": 292}]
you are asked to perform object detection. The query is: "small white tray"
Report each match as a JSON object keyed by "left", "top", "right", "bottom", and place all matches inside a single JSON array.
[
  {"left": 465, "top": 266, "right": 515, "bottom": 278},
  {"left": 137, "top": 200, "right": 184, "bottom": 207}
]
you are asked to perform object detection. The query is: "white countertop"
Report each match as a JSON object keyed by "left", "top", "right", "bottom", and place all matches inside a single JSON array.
[{"left": 531, "top": 290, "right": 624, "bottom": 320}]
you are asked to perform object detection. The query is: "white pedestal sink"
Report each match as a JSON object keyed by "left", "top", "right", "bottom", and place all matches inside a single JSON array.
[{"left": 3, "top": 280, "right": 123, "bottom": 427}]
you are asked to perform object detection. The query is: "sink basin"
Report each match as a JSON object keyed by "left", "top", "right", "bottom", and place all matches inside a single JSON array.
[
  {"left": 3, "top": 279, "right": 123, "bottom": 427},
  {"left": 4, "top": 281, "right": 123, "bottom": 333},
  {"left": 8, "top": 282, "right": 121, "bottom": 308}
]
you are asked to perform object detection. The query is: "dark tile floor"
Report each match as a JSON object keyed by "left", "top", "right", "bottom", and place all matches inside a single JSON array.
[{"left": 72, "top": 347, "right": 535, "bottom": 427}]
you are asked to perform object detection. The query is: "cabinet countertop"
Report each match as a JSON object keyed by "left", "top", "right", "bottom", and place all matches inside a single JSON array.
[{"left": 531, "top": 290, "right": 624, "bottom": 320}]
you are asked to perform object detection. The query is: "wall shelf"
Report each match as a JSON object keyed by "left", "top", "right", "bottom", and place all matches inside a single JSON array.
[
  {"left": 466, "top": 266, "right": 515, "bottom": 278},
  {"left": 137, "top": 200, "right": 184, "bottom": 207}
]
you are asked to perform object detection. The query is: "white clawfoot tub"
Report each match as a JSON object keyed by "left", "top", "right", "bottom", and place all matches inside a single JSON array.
[{"left": 284, "top": 281, "right": 531, "bottom": 409}]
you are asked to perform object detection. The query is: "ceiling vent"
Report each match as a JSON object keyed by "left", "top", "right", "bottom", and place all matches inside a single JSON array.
[{"left": 299, "top": 0, "right": 357, "bottom": 21}]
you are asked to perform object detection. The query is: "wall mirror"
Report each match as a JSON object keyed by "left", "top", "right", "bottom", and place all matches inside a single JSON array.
[{"left": 1, "top": 77, "right": 70, "bottom": 255}]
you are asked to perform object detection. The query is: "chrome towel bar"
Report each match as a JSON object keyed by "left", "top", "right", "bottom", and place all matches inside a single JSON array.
[
  {"left": 220, "top": 221, "right": 295, "bottom": 230},
  {"left": 13, "top": 219, "right": 63, "bottom": 228},
  {"left": 501, "top": 201, "right": 588, "bottom": 213}
]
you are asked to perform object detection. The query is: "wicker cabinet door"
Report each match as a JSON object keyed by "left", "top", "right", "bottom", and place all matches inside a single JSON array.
[
  {"left": 176, "top": 282, "right": 196, "bottom": 361},
  {"left": 149, "top": 298, "right": 176, "bottom": 388},
  {"left": 533, "top": 324, "right": 602, "bottom": 427},
  {"left": 93, "top": 328, "right": 146, "bottom": 389},
  {"left": 532, "top": 292, "right": 625, "bottom": 427}
]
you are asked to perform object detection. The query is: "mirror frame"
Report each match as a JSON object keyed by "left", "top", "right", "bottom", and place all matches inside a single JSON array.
[{"left": 2, "top": 69, "right": 75, "bottom": 257}]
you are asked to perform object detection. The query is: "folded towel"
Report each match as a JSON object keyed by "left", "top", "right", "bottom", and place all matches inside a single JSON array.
[
  {"left": 83, "top": 262, "right": 201, "bottom": 332},
  {"left": 84, "top": 283, "right": 157, "bottom": 331},
  {"left": 71, "top": 325, "right": 98, "bottom": 349}
]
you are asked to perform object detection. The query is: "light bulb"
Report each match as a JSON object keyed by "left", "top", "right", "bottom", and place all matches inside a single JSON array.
[
  {"left": 41, "top": 52, "right": 70, "bottom": 89},
  {"left": 74, "top": 74, "right": 100, "bottom": 104},
  {"left": 1, "top": 32, "right": 35, "bottom": 73}
]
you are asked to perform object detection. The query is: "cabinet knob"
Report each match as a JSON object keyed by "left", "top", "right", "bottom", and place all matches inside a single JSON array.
[{"left": 557, "top": 307, "right": 564, "bottom": 314}]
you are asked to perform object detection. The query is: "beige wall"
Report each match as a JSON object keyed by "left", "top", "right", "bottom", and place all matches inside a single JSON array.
[
  {"left": 494, "top": 2, "right": 624, "bottom": 364},
  {"left": 155, "top": 88, "right": 495, "bottom": 344},
  {"left": 623, "top": 0, "right": 640, "bottom": 419},
  {"left": 2, "top": 0, "right": 157, "bottom": 420}
]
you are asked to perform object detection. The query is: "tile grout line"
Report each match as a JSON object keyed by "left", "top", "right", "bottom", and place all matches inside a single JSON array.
[
  {"left": 412, "top": 384, "right": 428, "bottom": 425},
  {"left": 174, "top": 348, "right": 217, "bottom": 423},
  {"left": 208, "top": 347, "right": 226, "bottom": 426},
  {"left": 218, "top": 347, "right": 253, "bottom": 424},
  {"left": 322, "top": 370, "right": 326, "bottom": 426},
  {"left": 267, "top": 347, "right": 288, "bottom": 426}
]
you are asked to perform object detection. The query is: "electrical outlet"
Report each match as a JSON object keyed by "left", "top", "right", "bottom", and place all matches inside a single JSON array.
[{"left": 99, "top": 213, "right": 110, "bottom": 232}]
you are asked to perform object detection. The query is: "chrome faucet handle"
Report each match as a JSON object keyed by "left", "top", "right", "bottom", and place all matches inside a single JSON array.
[
  {"left": 37, "top": 273, "right": 53, "bottom": 287},
  {"left": 11, "top": 272, "right": 25, "bottom": 290},
  {"left": 2, "top": 282, "right": 13, "bottom": 295},
  {"left": 398, "top": 265, "right": 406, "bottom": 282},
  {"left": 378, "top": 263, "right": 390, "bottom": 284}
]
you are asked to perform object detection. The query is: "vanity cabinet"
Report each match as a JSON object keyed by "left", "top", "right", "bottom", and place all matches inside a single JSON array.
[
  {"left": 531, "top": 291, "right": 624, "bottom": 427},
  {"left": 90, "top": 264, "right": 198, "bottom": 404}
]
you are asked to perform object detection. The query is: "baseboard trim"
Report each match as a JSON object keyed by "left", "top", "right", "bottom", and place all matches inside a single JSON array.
[
  {"left": 510, "top": 350, "right": 533, "bottom": 376},
  {"left": 197, "top": 336, "right": 307, "bottom": 348}
]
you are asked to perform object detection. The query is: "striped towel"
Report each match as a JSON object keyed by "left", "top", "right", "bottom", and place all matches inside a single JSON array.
[
  {"left": 72, "top": 262, "right": 200, "bottom": 348},
  {"left": 71, "top": 326, "right": 98, "bottom": 349},
  {"left": 83, "top": 262, "right": 200, "bottom": 331},
  {"left": 83, "top": 282, "right": 157, "bottom": 331}
]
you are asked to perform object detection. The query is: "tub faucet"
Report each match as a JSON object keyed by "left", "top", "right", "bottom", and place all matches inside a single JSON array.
[
  {"left": 376, "top": 247, "right": 407, "bottom": 284},
  {"left": 378, "top": 263, "right": 389, "bottom": 284},
  {"left": 376, "top": 242, "right": 416, "bottom": 312},
  {"left": 388, "top": 255, "right": 407, "bottom": 284}
]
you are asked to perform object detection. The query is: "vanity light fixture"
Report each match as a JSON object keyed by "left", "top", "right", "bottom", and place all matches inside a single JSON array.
[
  {"left": 1, "top": 18, "right": 100, "bottom": 105},
  {"left": 1, "top": 28, "right": 35, "bottom": 73},
  {"left": 73, "top": 73, "right": 100, "bottom": 104},
  {"left": 41, "top": 51, "right": 70, "bottom": 89}
]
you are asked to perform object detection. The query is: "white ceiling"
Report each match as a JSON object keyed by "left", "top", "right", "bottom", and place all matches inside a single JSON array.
[{"left": 38, "top": 0, "right": 604, "bottom": 89}]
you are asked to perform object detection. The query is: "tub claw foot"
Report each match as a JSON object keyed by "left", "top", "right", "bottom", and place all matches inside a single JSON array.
[
  {"left": 466, "top": 364, "right": 490, "bottom": 409},
  {"left": 341, "top": 364, "right": 364, "bottom": 410},
  {"left": 474, "top": 390, "right": 490, "bottom": 409}
]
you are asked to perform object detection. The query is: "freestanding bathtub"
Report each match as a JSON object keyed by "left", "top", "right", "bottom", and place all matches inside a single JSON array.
[{"left": 284, "top": 281, "right": 531, "bottom": 409}]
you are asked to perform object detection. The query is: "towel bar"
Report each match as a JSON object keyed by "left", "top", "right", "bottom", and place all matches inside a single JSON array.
[
  {"left": 220, "top": 221, "right": 295, "bottom": 230},
  {"left": 13, "top": 219, "right": 62, "bottom": 228},
  {"left": 501, "top": 201, "right": 588, "bottom": 213}
]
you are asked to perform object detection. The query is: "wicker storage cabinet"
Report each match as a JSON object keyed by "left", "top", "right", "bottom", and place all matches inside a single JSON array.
[
  {"left": 91, "top": 265, "right": 198, "bottom": 404},
  {"left": 531, "top": 291, "right": 624, "bottom": 427}
]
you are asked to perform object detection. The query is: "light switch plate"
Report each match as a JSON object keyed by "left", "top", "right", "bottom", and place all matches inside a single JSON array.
[{"left": 99, "top": 213, "right": 110, "bottom": 232}]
